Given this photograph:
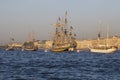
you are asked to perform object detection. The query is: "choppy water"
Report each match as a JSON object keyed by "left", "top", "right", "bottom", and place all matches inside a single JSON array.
[{"left": 0, "top": 49, "right": 120, "bottom": 80}]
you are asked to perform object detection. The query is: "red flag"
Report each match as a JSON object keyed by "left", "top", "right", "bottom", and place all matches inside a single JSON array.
[
  {"left": 58, "top": 17, "right": 61, "bottom": 21},
  {"left": 98, "top": 32, "right": 100, "bottom": 38},
  {"left": 70, "top": 26, "right": 73, "bottom": 29}
]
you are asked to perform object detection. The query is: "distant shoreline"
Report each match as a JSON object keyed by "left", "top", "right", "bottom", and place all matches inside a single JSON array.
[{"left": 0, "top": 45, "right": 7, "bottom": 49}]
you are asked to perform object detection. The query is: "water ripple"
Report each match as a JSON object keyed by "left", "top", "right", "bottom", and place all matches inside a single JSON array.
[{"left": 0, "top": 49, "right": 120, "bottom": 80}]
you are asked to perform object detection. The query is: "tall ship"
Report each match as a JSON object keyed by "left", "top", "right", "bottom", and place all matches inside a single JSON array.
[
  {"left": 22, "top": 32, "right": 39, "bottom": 51},
  {"left": 51, "top": 12, "right": 77, "bottom": 52},
  {"left": 89, "top": 23, "right": 117, "bottom": 53}
]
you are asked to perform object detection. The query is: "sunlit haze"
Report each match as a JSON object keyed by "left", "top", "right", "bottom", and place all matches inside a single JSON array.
[{"left": 0, "top": 0, "right": 120, "bottom": 44}]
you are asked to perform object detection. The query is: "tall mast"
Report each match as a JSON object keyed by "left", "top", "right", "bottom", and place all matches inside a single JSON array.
[
  {"left": 9, "top": 32, "right": 14, "bottom": 44},
  {"left": 64, "top": 11, "right": 68, "bottom": 29},
  {"left": 98, "top": 20, "right": 102, "bottom": 39},
  {"left": 106, "top": 24, "right": 110, "bottom": 47},
  {"left": 32, "top": 31, "right": 35, "bottom": 41},
  {"left": 27, "top": 32, "right": 31, "bottom": 41},
  {"left": 97, "top": 20, "right": 102, "bottom": 47}
]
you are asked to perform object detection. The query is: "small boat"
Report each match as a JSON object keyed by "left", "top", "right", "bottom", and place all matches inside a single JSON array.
[
  {"left": 6, "top": 46, "right": 14, "bottom": 51},
  {"left": 44, "top": 49, "right": 48, "bottom": 52},
  {"left": 90, "top": 46, "right": 116, "bottom": 53},
  {"left": 89, "top": 23, "right": 117, "bottom": 53},
  {"left": 77, "top": 49, "right": 80, "bottom": 53},
  {"left": 6, "top": 33, "right": 15, "bottom": 51},
  {"left": 22, "top": 32, "right": 38, "bottom": 51},
  {"left": 22, "top": 41, "right": 38, "bottom": 51}
]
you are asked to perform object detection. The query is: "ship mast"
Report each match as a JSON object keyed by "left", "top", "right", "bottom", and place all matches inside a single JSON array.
[
  {"left": 98, "top": 20, "right": 102, "bottom": 39},
  {"left": 64, "top": 11, "right": 68, "bottom": 28},
  {"left": 32, "top": 31, "right": 35, "bottom": 41},
  {"left": 52, "top": 11, "right": 72, "bottom": 46},
  {"left": 106, "top": 24, "right": 110, "bottom": 47},
  {"left": 9, "top": 32, "right": 14, "bottom": 44},
  {"left": 97, "top": 20, "right": 102, "bottom": 47}
]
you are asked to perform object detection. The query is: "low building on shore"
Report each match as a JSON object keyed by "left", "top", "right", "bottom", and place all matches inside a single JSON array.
[
  {"left": 2, "top": 36, "right": 120, "bottom": 50},
  {"left": 37, "top": 36, "right": 120, "bottom": 50}
]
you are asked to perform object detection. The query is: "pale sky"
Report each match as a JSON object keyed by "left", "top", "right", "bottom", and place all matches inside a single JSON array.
[{"left": 0, "top": 0, "right": 120, "bottom": 44}]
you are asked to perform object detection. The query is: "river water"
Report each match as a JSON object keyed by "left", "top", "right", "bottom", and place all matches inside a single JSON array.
[{"left": 0, "top": 49, "right": 120, "bottom": 80}]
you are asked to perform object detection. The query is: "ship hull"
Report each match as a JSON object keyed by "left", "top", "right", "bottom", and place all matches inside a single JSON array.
[
  {"left": 6, "top": 46, "right": 14, "bottom": 51},
  {"left": 22, "top": 48, "right": 37, "bottom": 51},
  {"left": 51, "top": 48, "right": 68, "bottom": 52},
  {"left": 22, "top": 41, "right": 38, "bottom": 51},
  {"left": 52, "top": 42, "right": 77, "bottom": 52},
  {"left": 90, "top": 48, "right": 116, "bottom": 53},
  {"left": 6, "top": 47, "right": 14, "bottom": 51}
]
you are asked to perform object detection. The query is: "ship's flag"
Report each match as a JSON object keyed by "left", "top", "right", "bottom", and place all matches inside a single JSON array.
[
  {"left": 98, "top": 32, "right": 100, "bottom": 38},
  {"left": 74, "top": 33, "right": 76, "bottom": 36},
  {"left": 70, "top": 26, "right": 73, "bottom": 29},
  {"left": 58, "top": 17, "right": 61, "bottom": 21},
  {"left": 9, "top": 32, "right": 14, "bottom": 41},
  {"left": 11, "top": 38, "right": 14, "bottom": 41},
  {"left": 65, "top": 11, "right": 67, "bottom": 24},
  {"left": 10, "top": 37, "right": 14, "bottom": 41}
]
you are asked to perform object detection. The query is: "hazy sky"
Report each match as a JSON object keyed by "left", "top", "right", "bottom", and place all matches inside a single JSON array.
[{"left": 0, "top": 0, "right": 120, "bottom": 43}]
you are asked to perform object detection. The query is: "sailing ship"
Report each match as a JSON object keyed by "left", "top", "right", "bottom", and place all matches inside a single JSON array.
[
  {"left": 22, "top": 32, "right": 38, "bottom": 51},
  {"left": 89, "top": 23, "right": 117, "bottom": 53},
  {"left": 51, "top": 12, "right": 77, "bottom": 52},
  {"left": 6, "top": 33, "right": 15, "bottom": 51},
  {"left": 6, "top": 44, "right": 14, "bottom": 51}
]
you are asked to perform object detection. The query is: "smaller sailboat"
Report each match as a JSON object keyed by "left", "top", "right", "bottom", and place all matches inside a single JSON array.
[
  {"left": 22, "top": 41, "right": 38, "bottom": 51},
  {"left": 22, "top": 32, "right": 38, "bottom": 51},
  {"left": 89, "top": 23, "right": 117, "bottom": 53},
  {"left": 6, "top": 33, "right": 15, "bottom": 51},
  {"left": 90, "top": 47, "right": 116, "bottom": 53},
  {"left": 6, "top": 46, "right": 14, "bottom": 51}
]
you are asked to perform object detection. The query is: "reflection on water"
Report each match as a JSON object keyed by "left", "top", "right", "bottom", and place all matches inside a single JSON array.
[{"left": 0, "top": 49, "right": 120, "bottom": 80}]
